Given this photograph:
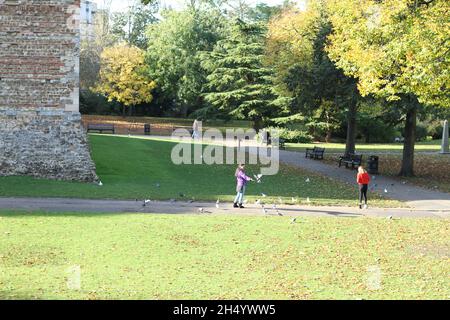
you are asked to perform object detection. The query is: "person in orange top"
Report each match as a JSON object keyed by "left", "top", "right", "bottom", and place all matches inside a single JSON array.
[{"left": 357, "top": 166, "right": 371, "bottom": 209}]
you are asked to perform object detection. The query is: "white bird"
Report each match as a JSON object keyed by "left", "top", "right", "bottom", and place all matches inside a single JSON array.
[
  {"left": 384, "top": 188, "right": 388, "bottom": 193},
  {"left": 255, "top": 199, "right": 261, "bottom": 205},
  {"left": 216, "top": 199, "right": 220, "bottom": 209},
  {"left": 305, "top": 178, "right": 310, "bottom": 183},
  {"left": 387, "top": 215, "right": 393, "bottom": 220},
  {"left": 98, "top": 181, "right": 103, "bottom": 186},
  {"left": 143, "top": 199, "right": 151, "bottom": 207},
  {"left": 261, "top": 193, "right": 267, "bottom": 197},
  {"left": 198, "top": 208, "right": 204, "bottom": 213},
  {"left": 306, "top": 197, "right": 311, "bottom": 203},
  {"left": 402, "top": 181, "right": 407, "bottom": 185},
  {"left": 291, "top": 218, "right": 297, "bottom": 224}
]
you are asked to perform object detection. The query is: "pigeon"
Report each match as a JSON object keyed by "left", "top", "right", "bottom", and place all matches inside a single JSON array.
[
  {"left": 305, "top": 178, "right": 310, "bottom": 183},
  {"left": 291, "top": 218, "right": 297, "bottom": 224},
  {"left": 387, "top": 215, "right": 393, "bottom": 220},
  {"left": 143, "top": 199, "right": 151, "bottom": 207}
]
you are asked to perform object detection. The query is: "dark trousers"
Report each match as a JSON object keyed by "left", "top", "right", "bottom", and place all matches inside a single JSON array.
[{"left": 359, "top": 184, "right": 368, "bottom": 204}]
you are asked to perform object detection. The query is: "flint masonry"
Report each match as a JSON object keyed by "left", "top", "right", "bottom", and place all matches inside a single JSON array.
[{"left": 0, "top": 0, "right": 97, "bottom": 181}]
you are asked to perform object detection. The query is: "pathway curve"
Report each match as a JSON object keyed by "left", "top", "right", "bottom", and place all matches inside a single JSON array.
[{"left": 0, "top": 197, "right": 448, "bottom": 218}]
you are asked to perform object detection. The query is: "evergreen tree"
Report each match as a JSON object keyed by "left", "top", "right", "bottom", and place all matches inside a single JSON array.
[{"left": 202, "top": 20, "right": 285, "bottom": 131}]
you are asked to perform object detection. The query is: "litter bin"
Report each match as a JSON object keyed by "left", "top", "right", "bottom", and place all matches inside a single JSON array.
[
  {"left": 144, "top": 124, "right": 151, "bottom": 135},
  {"left": 367, "top": 156, "right": 379, "bottom": 175}
]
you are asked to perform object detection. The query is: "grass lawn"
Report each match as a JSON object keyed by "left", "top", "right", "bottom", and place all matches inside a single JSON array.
[
  {"left": 0, "top": 211, "right": 448, "bottom": 300},
  {"left": 0, "top": 135, "right": 400, "bottom": 207},
  {"left": 286, "top": 140, "right": 441, "bottom": 154}
]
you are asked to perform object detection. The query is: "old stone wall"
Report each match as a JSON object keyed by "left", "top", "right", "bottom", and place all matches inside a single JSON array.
[{"left": 0, "top": 0, "right": 98, "bottom": 181}]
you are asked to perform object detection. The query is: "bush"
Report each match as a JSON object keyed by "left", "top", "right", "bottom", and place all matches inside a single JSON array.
[{"left": 264, "top": 127, "right": 313, "bottom": 143}]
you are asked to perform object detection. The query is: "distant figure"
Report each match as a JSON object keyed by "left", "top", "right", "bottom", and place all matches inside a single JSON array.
[
  {"left": 192, "top": 119, "right": 200, "bottom": 139},
  {"left": 234, "top": 164, "right": 253, "bottom": 208},
  {"left": 357, "top": 166, "right": 371, "bottom": 209}
]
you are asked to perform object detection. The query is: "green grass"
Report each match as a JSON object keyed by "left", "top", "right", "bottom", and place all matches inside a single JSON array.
[
  {"left": 0, "top": 135, "right": 399, "bottom": 207},
  {"left": 286, "top": 140, "right": 441, "bottom": 154},
  {"left": 0, "top": 211, "right": 448, "bottom": 300}
]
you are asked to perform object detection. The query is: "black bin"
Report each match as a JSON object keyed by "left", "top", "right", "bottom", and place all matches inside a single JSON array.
[
  {"left": 144, "top": 124, "right": 151, "bottom": 135},
  {"left": 367, "top": 156, "right": 379, "bottom": 175}
]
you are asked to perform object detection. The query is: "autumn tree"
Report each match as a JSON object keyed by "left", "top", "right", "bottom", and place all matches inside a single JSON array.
[
  {"left": 93, "top": 44, "right": 157, "bottom": 116},
  {"left": 327, "top": 0, "right": 450, "bottom": 176},
  {"left": 267, "top": 1, "right": 360, "bottom": 150}
]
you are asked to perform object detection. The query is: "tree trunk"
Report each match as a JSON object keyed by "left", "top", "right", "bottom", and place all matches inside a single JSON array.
[
  {"left": 399, "top": 104, "right": 417, "bottom": 177},
  {"left": 345, "top": 99, "right": 357, "bottom": 155}
]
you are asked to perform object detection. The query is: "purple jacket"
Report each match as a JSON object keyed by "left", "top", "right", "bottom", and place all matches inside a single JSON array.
[{"left": 236, "top": 170, "right": 251, "bottom": 191}]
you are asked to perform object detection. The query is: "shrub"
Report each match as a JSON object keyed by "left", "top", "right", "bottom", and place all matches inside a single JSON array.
[{"left": 264, "top": 126, "right": 313, "bottom": 143}]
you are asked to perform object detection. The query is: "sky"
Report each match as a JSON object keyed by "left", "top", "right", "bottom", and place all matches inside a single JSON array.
[{"left": 91, "top": 0, "right": 304, "bottom": 12}]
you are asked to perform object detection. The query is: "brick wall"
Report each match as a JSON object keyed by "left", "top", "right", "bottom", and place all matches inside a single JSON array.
[{"left": 0, "top": 0, "right": 98, "bottom": 182}]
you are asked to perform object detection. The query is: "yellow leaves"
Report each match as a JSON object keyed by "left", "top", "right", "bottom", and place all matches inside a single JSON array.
[{"left": 93, "top": 44, "right": 157, "bottom": 107}]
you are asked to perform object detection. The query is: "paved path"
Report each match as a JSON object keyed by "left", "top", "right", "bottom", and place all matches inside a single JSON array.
[
  {"left": 274, "top": 149, "right": 450, "bottom": 211},
  {"left": 104, "top": 135, "right": 450, "bottom": 211},
  {"left": 0, "top": 197, "right": 448, "bottom": 218}
]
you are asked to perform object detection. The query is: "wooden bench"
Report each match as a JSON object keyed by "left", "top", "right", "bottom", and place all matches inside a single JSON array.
[
  {"left": 338, "top": 153, "right": 363, "bottom": 169},
  {"left": 87, "top": 123, "right": 115, "bottom": 134},
  {"left": 305, "top": 146, "right": 325, "bottom": 160}
]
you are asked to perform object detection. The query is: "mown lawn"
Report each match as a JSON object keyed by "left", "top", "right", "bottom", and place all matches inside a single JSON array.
[
  {"left": 0, "top": 135, "right": 400, "bottom": 207},
  {"left": 0, "top": 211, "right": 448, "bottom": 300}
]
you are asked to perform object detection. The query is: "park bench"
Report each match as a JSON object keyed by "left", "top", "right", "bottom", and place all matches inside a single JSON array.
[
  {"left": 305, "top": 146, "right": 325, "bottom": 160},
  {"left": 338, "top": 153, "right": 363, "bottom": 169},
  {"left": 87, "top": 123, "right": 115, "bottom": 134}
]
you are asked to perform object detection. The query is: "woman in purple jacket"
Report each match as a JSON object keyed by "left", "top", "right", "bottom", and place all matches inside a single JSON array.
[{"left": 234, "top": 164, "right": 253, "bottom": 208}]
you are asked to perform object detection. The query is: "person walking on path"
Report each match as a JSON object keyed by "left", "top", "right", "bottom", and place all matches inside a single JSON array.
[
  {"left": 357, "top": 166, "right": 371, "bottom": 209},
  {"left": 192, "top": 119, "right": 200, "bottom": 139},
  {"left": 234, "top": 164, "right": 253, "bottom": 208}
]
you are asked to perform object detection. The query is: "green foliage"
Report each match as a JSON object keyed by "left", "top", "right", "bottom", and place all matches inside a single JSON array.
[
  {"left": 110, "top": 2, "right": 159, "bottom": 49},
  {"left": 201, "top": 20, "right": 287, "bottom": 131},
  {"left": 265, "top": 126, "right": 313, "bottom": 143},
  {"left": 145, "top": 8, "right": 225, "bottom": 116}
]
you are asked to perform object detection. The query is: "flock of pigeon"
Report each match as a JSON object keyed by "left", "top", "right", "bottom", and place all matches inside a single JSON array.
[{"left": 98, "top": 172, "right": 400, "bottom": 222}]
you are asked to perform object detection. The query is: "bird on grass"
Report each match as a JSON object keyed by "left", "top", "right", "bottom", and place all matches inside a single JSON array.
[
  {"left": 216, "top": 199, "right": 220, "bottom": 209},
  {"left": 198, "top": 208, "right": 204, "bottom": 213},
  {"left": 277, "top": 210, "right": 283, "bottom": 216},
  {"left": 305, "top": 178, "right": 310, "bottom": 183},
  {"left": 291, "top": 218, "right": 297, "bottom": 224},
  {"left": 261, "top": 193, "right": 267, "bottom": 198},
  {"left": 98, "top": 181, "right": 103, "bottom": 186}
]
